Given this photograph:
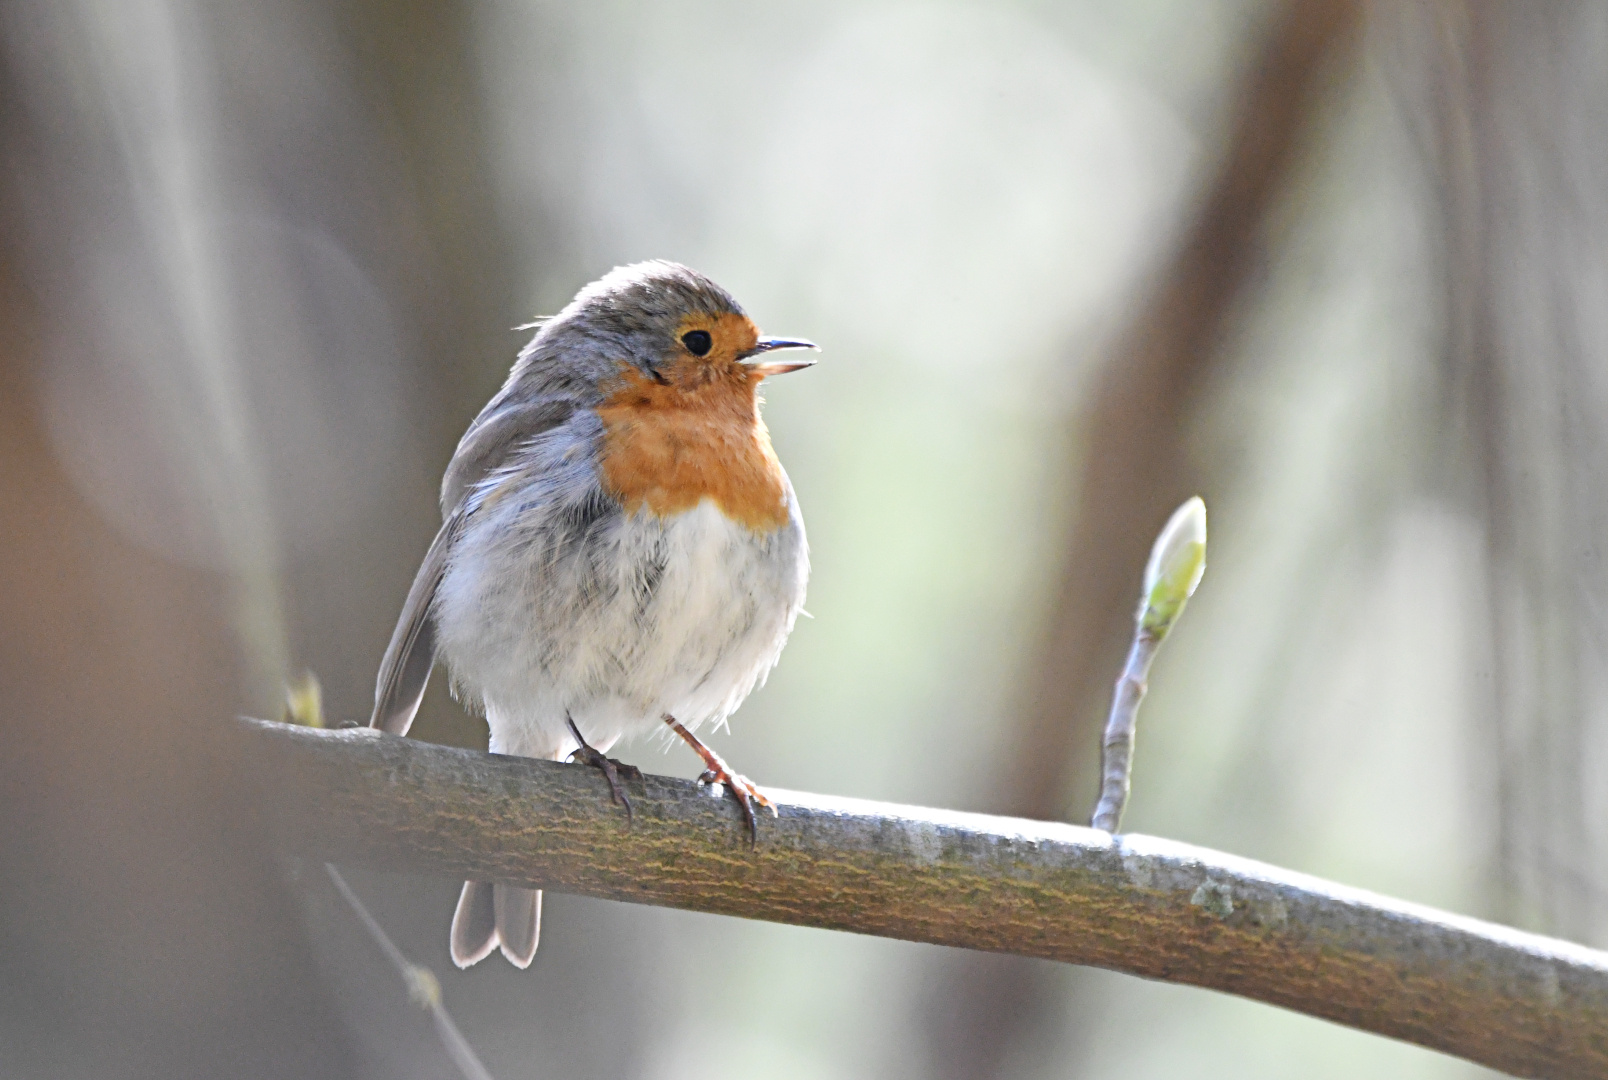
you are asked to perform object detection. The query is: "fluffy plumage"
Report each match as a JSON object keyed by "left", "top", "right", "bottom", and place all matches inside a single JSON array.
[{"left": 369, "top": 261, "right": 811, "bottom": 968}]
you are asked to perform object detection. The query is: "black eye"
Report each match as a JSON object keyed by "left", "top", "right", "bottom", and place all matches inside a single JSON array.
[{"left": 681, "top": 329, "right": 713, "bottom": 356}]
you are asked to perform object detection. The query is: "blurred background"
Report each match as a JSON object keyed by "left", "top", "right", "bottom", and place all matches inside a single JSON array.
[{"left": 1, "top": 1, "right": 1602, "bottom": 1077}]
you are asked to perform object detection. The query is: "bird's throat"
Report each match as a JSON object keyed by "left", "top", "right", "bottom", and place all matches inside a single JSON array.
[{"left": 596, "top": 360, "right": 789, "bottom": 533}]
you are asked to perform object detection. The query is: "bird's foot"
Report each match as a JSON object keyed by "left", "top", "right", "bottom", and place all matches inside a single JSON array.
[
  {"left": 697, "top": 765, "right": 774, "bottom": 848},
  {"left": 566, "top": 716, "right": 641, "bottom": 826},
  {"left": 664, "top": 715, "right": 776, "bottom": 847}
]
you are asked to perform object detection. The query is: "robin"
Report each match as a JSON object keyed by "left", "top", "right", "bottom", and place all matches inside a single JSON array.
[{"left": 369, "top": 261, "right": 815, "bottom": 968}]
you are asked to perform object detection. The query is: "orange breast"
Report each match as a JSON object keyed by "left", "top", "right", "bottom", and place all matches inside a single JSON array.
[{"left": 596, "top": 360, "right": 790, "bottom": 534}]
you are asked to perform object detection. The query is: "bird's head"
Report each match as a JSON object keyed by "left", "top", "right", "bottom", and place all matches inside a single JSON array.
[{"left": 522, "top": 261, "right": 817, "bottom": 397}]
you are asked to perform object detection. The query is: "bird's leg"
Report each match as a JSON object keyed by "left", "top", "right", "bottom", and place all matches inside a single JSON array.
[
  {"left": 566, "top": 714, "right": 642, "bottom": 826},
  {"left": 663, "top": 714, "right": 775, "bottom": 847}
]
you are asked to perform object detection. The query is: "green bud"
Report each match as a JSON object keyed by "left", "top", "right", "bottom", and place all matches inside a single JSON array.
[
  {"left": 282, "top": 671, "right": 326, "bottom": 728},
  {"left": 406, "top": 964, "right": 442, "bottom": 1009},
  {"left": 1139, "top": 496, "right": 1207, "bottom": 635}
]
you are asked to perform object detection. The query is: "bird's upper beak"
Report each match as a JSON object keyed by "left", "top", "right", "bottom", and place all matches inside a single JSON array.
[{"left": 742, "top": 336, "right": 819, "bottom": 377}]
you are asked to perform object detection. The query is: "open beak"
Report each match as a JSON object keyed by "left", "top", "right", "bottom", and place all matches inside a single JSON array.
[{"left": 742, "top": 336, "right": 819, "bottom": 377}]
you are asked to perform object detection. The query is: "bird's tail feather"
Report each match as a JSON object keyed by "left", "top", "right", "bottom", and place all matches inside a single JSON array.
[
  {"left": 494, "top": 884, "right": 541, "bottom": 967},
  {"left": 449, "top": 881, "right": 497, "bottom": 968},
  {"left": 449, "top": 880, "right": 541, "bottom": 969}
]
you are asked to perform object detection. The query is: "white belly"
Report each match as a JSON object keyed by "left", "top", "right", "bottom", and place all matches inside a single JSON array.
[{"left": 433, "top": 495, "right": 807, "bottom": 760}]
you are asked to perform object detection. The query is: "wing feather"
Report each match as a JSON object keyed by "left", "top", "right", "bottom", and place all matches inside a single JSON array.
[
  {"left": 440, "top": 398, "right": 576, "bottom": 518},
  {"left": 369, "top": 511, "right": 461, "bottom": 735},
  {"left": 370, "top": 396, "right": 580, "bottom": 735}
]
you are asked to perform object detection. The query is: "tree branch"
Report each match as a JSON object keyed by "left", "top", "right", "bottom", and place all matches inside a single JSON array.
[{"left": 243, "top": 718, "right": 1608, "bottom": 1079}]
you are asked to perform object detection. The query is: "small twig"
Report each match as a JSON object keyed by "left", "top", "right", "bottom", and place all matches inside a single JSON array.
[
  {"left": 1090, "top": 630, "right": 1162, "bottom": 832},
  {"left": 323, "top": 864, "right": 497, "bottom": 1080},
  {"left": 294, "top": 675, "right": 496, "bottom": 1078},
  {"left": 1090, "top": 497, "right": 1207, "bottom": 832}
]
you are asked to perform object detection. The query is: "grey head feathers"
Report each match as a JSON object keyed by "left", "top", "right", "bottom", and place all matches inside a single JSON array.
[{"left": 508, "top": 260, "right": 747, "bottom": 392}]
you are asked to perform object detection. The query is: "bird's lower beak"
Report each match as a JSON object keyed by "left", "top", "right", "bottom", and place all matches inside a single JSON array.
[{"left": 743, "top": 336, "right": 819, "bottom": 377}]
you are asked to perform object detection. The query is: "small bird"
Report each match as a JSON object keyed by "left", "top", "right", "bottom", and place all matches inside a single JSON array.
[{"left": 370, "top": 261, "right": 814, "bottom": 969}]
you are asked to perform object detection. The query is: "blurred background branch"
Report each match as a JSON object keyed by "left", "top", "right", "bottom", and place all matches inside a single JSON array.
[
  {"left": 1382, "top": 0, "right": 1608, "bottom": 946},
  {"left": 324, "top": 863, "right": 498, "bottom": 1080},
  {"left": 917, "top": 4, "right": 1363, "bottom": 1076},
  {"left": 1007, "top": 0, "right": 1362, "bottom": 827}
]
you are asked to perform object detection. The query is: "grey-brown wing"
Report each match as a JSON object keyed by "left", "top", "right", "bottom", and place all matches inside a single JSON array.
[
  {"left": 439, "top": 398, "right": 576, "bottom": 519},
  {"left": 371, "top": 396, "right": 579, "bottom": 735},
  {"left": 369, "top": 510, "right": 461, "bottom": 735}
]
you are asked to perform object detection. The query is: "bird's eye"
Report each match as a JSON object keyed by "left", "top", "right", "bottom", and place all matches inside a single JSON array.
[{"left": 681, "top": 329, "right": 713, "bottom": 356}]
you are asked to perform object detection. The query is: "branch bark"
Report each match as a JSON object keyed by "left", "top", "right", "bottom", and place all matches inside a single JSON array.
[{"left": 244, "top": 718, "right": 1608, "bottom": 1080}]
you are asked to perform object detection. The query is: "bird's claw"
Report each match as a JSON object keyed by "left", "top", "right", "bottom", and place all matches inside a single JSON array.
[
  {"left": 566, "top": 716, "right": 640, "bottom": 826},
  {"left": 664, "top": 714, "right": 774, "bottom": 848},
  {"left": 698, "top": 765, "right": 776, "bottom": 848}
]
